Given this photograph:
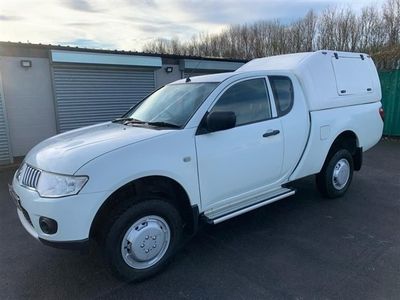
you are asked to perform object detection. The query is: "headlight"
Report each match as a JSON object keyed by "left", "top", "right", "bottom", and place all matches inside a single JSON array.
[
  {"left": 16, "top": 163, "right": 27, "bottom": 182},
  {"left": 36, "top": 172, "right": 88, "bottom": 198}
]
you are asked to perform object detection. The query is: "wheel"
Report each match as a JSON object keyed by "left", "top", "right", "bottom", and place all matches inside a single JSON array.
[
  {"left": 103, "top": 198, "right": 182, "bottom": 282},
  {"left": 316, "top": 149, "right": 354, "bottom": 198}
]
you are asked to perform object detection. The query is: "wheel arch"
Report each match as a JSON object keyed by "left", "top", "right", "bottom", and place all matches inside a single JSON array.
[
  {"left": 324, "top": 130, "right": 362, "bottom": 171},
  {"left": 89, "top": 175, "right": 198, "bottom": 241}
]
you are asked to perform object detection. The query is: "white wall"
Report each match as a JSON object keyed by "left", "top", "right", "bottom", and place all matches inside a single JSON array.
[
  {"left": 155, "top": 64, "right": 181, "bottom": 88},
  {"left": 0, "top": 56, "right": 57, "bottom": 157}
]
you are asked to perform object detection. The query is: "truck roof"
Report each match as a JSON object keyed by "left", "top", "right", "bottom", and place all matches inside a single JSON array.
[
  {"left": 173, "top": 52, "right": 315, "bottom": 83},
  {"left": 173, "top": 50, "right": 382, "bottom": 111},
  {"left": 235, "top": 52, "right": 313, "bottom": 72}
]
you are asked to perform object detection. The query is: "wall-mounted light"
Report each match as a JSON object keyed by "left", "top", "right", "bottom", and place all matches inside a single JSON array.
[
  {"left": 20, "top": 60, "right": 32, "bottom": 68},
  {"left": 165, "top": 66, "right": 173, "bottom": 73}
]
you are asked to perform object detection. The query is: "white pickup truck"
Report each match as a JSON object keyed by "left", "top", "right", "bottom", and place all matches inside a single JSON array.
[{"left": 9, "top": 50, "right": 383, "bottom": 281}]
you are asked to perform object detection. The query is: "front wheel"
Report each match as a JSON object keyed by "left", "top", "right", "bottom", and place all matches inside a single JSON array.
[
  {"left": 316, "top": 149, "right": 354, "bottom": 198},
  {"left": 103, "top": 199, "right": 182, "bottom": 282}
]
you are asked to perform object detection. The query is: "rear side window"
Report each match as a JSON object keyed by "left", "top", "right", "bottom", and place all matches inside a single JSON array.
[
  {"left": 269, "top": 76, "right": 294, "bottom": 116},
  {"left": 211, "top": 78, "right": 272, "bottom": 126}
]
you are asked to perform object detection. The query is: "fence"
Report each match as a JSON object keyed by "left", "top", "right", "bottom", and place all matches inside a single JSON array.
[{"left": 379, "top": 70, "right": 400, "bottom": 136}]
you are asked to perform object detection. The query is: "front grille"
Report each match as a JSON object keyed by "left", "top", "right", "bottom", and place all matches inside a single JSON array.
[{"left": 21, "top": 165, "right": 41, "bottom": 189}]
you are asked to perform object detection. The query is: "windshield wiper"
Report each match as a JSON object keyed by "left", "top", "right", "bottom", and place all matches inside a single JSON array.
[
  {"left": 146, "top": 121, "right": 181, "bottom": 129},
  {"left": 113, "top": 117, "right": 180, "bottom": 129},
  {"left": 112, "top": 117, "right": 145, "bottom": 124}
]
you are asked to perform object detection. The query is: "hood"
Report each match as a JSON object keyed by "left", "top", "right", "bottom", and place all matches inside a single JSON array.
[{"left": 24, "top": 122, "right": 172, "bottom": 174}]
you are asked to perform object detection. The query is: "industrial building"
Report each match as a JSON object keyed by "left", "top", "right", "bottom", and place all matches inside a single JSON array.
[{"left": 0, "top": 42, "right": 245, "bottom": 165}]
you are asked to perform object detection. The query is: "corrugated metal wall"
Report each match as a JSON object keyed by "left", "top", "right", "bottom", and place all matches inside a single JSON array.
[
  {"left": 0, "top": 75, "right": 11, "bottom": 164},
  {"left": 379, "top": 70, "right": 400, "bottom": 136},
  {"left": 52, "top": 64, "right": 155, "bottom": 132}
]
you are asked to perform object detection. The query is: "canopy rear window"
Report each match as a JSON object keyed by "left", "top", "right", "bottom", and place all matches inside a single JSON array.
[{"left": 331, "top": 55, "right": 374, "bottom": 96}]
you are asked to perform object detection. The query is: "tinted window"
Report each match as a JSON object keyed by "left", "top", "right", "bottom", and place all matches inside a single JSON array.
[
  {"left": 269, "top": 76, "right": 294, "bottom": 116},
  {"left": 211, "top": 78, "right": 271, "bottom": 126}
]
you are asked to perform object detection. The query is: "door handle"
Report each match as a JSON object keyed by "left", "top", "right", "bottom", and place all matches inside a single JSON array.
[{"left": 263, "top": 129, "right": 280, "bottom": 138}]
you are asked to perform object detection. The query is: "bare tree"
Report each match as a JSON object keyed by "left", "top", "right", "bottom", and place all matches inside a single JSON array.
[
  {"left": 142, "top": 0, "right": 400, "bottom": 62},
  {"left": 383, "top": 0, "right": 400, "bottom": 46}
]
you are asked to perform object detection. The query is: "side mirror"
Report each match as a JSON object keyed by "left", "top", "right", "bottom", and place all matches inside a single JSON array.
[{"left": 206, "top": 111, "right": 236, "bottom": 132}]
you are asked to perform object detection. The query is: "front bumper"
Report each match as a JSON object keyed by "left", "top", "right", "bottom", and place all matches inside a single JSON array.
[{"left": 9, "top": 173, "right": 108, "bottom": 245}]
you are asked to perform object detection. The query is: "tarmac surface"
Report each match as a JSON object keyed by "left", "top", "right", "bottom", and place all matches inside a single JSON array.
[{"left": 0, "top": 140, "right": 399, "bottom": 299}]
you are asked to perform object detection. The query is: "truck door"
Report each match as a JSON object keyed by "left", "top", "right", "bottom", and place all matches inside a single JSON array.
[
  {"left": 195, "top": 77, "right": 284, "bottom": 210},
  {"left": 269, "top": 75, "right": 309, "bottom": 179}
]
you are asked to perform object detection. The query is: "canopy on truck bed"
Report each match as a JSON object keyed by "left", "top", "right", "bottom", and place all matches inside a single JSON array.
[{"left": 236, "top": 50, "right": 382, "bottom": 111}]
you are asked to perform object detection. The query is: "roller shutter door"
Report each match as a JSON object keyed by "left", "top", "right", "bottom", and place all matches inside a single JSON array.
[
  {"left": 52, "top": 64, "right": 155, "bottom": 132},
  {"left": 0, "top": 77, "right": 11, "bottom": 164}
]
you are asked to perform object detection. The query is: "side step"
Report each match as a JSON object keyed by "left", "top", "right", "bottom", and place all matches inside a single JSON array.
[{"left": 204, "top": 189, "right": 296, "bottom": 225}]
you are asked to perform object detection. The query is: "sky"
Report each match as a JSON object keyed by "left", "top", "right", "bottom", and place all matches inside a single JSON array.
[{"left": 0, "top": 0, "right": 387, "bottom": 51}]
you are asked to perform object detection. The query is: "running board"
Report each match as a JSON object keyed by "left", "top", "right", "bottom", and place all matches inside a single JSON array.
[{"left": 204, "top": 189, "right": 296, "bottom": 225}]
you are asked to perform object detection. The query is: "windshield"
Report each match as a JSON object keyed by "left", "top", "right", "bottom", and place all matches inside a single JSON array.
[{"left": 123, "top": 83, "right": 218, "bottom": 128}]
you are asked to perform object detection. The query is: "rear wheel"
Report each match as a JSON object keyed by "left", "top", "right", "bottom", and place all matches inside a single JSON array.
[
  {"left": 103, "top": 198, "right": 182, "bottom": 282},
  {"left": 316, "top": 149, "right": 354, "bottom": 198}
]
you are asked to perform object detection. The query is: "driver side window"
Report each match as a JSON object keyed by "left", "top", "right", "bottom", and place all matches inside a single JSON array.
[{"left": 210, "top": 78, "right": 272, "bottom": 126}]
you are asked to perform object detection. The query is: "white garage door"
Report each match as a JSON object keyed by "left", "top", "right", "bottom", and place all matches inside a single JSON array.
[{"left": 52, "top": 64, "right": 156, "bottom": 132}]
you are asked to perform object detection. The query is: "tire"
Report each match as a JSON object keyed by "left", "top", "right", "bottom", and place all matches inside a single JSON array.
[
  {"left": 103, "top": 198, "right": 183, "bottom": 282},
  {"left": 316, "top": 148, "right": 354, "bottom": 198}
]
